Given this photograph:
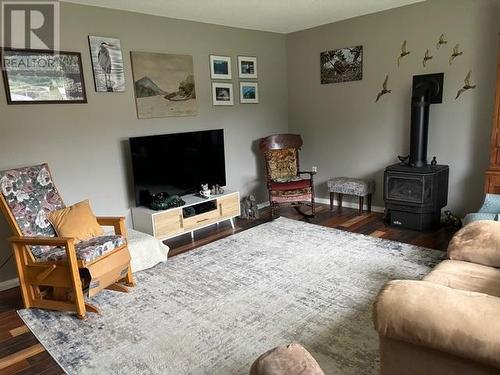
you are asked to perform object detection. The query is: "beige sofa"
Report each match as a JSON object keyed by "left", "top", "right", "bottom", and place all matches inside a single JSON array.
[{"left": 373, "top": 220, "right": 500, "bottom": 375}]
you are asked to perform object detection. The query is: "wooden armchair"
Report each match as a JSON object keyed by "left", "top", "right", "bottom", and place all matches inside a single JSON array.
[
  {"left": 0, "top": 164, "right": 135, "bottom": 319},
  {"left": 259, "top": 134, "right": 316, "bottom": 219}
]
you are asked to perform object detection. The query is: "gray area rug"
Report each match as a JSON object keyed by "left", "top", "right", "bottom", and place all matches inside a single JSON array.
[{"left": 19, "top": 217, "right": 444, "bottom": 375}]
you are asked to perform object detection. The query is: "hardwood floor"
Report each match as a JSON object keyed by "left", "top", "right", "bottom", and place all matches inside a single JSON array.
[{"left": 0, "top": 204, "right": 456, "bottom": 374}]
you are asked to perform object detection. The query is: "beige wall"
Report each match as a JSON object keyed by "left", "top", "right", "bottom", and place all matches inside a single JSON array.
[
  {"left": 2, "top": 0, "right": 500, "bottom": 285},
  {"left": 0, "top": 3, "right": 288, "bottom": 283},
  {"left": 287, "top": 0, "right": 500, "bottom": 213}
]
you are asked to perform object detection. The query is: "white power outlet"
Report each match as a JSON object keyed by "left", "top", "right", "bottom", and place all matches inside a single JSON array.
[{"left": 312, "top": 166, "right": 318, "bottom": 173}]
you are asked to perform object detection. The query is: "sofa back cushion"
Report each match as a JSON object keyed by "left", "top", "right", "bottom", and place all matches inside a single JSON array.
[{"left": 448, "top": 220, "right": 500, "bottom": 268}]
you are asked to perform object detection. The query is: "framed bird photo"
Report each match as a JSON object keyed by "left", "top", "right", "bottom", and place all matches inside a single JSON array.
[
  {"left": 320, "top": 45, "right": 363, "bottom": 84},
  {"left": 88, "top": 35, "right": 125, "bottom": 92}
]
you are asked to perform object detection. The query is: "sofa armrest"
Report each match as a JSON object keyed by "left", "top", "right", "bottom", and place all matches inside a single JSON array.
[
  {"left": 447, "top": 220, "right": 500, "bottom": 268},
  {"left": 96, "top": 216, "right": 127, "bottom": 236},
  {"left": 374, "top": 280, "right": 500, "bottom": 369}
]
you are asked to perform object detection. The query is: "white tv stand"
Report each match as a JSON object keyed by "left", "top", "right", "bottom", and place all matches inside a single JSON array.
[{"left": 131, "top": 191, "right": 240, "bottom": 241}]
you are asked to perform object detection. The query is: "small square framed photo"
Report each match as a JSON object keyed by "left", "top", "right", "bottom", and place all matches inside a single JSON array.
[
  {"left": 238, "top": 56, "right": 257, "bottom": 79},
  {"left": 209, "top": 55, "right": 232, "bottom": 79},
  {"left": 239, "top": 82, "right": 259, "bottom": 104},
  {"left": 212, "top": 82, "right": 234, "bottom": 106}
]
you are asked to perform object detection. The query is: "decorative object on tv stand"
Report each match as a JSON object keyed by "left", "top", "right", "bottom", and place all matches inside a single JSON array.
[
  {"left": 147, "top": 192, "right": 185, "bottom": 211},
  {"left": 320, "top": 45, "right": 362, "bottom": 84},
  {"left": 212, "top": 82, "right": 234, "bottom": 105},
  {"left": 375, "top": 75, "right": 391, "bottom": 102},
  {"left": 455, "top": 70, "right": 476, "bottom": 99},
  {"left": 1, "top": 48, "right": 87, "bottom": 104},
  {"left": 449, "top": 44, "right": 463, "bottom": 65},
  {"left": 436, "top": 34, "right": 448, "bottom": 50},
  {"left": 240, "top": 195, "right": 260, "bottom": 220},
  {"left": 88, "top": 35, "right": 125, "bottom": 92},
  {"left": 240, "top": 82, "right": 259, "bottom": 103},
  {"left": 211, "top": 184, "right": 224, "bottom": 195},
  {"left": 383, "top": 73, "right": 449, "bottom": 232},
  {"left": 397, "top": 40, "right": 410, "bottom": 67},
  {"left": 237, "top": 56, "right": 257, "bottom": 79},
  {"left": 199, "top": 184, "right": 211, "bottom": 198},
  {"left": 209, "top": 55, "right": 232, "bottom": 79},
  {"left": 422, "top": 49, "right": 433, "bottom": 68},
  {"left": 130, "top": 51, "right": 197, "bottom": 119}
]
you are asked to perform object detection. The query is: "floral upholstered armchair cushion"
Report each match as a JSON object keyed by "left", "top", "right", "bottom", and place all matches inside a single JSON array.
[
  {"left": 0, "top": 164, "right": 66, "bottom": 260},
  {"left": 37, "top": 235, "right": 127, "bottom": 263},
  {"left": 0, "top": 164, "right": 65, "bottom": 237},
  {"left": 266, "top": 148, "right": 298, "bottom": 182}
]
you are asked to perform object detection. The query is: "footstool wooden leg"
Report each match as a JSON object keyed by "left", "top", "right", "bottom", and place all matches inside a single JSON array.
[
  {"left": 359, "top": 196, "right": 364, "bottom": 215},
  {"left": 338, "top": 193, "right": 343, "bottom": 210},
  {"left": 330, "top": 192, "right": 334, "bottom": 211},
  {"left": 367, "top": 194, "right": 372, "bottom": 213}
]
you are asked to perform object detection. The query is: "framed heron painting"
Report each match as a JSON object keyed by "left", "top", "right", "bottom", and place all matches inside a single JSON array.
[
  {"left": 88, "top": 35, "right": 125, "bottom": 92},
  {"left": 1, "top": 48, "right": 87, "bottom": 104}
]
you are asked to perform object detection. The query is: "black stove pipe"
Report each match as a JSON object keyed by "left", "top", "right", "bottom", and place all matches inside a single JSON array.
[{"left": 409, "top": 81, "right": 434, "bottom": 167}]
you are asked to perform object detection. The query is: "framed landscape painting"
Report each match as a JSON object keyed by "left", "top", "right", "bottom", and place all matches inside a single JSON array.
[
  {"left": 209, "top": 55, "right": 232, "bottom": 79},
  {"left": 212, "top": 82, "right": 233, "bottom": 106},
  {"left": 238, "top": 56, "right": 257, "bottom": 79},
  {"left": 320, "top": 45, "right": 363, "bottom": 84},
  {"left": 130, "top": 51, "right": 197, "bottom": 119},
  {"left": 239, "top": 82, "right": 258, "bottom": 103},
  {"left": 88, "top": 35, "right": 125, "bottom": 92},
  {"left": 1, "top": 48, "right": 87, "bottom": 104}
]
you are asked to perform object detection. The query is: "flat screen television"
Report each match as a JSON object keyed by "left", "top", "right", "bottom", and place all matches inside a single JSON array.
[{"left": 129, "top": 129, "right": 226, "bottom": 205}]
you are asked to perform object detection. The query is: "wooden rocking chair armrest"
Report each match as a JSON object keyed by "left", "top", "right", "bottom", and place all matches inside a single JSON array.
[
  {"left": 8, "top": 236, "right": 75, "bottom": 246},
  {"left": 9, "top": 236, "right": 82, "bottom": 271},
  {"left": 96, "top": 216, "right": 127, "bottom": 236}
]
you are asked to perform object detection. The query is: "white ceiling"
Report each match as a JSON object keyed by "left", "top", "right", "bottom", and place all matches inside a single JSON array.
[{"left": 61, "top": 0, "right": 425, "bottom": 34}]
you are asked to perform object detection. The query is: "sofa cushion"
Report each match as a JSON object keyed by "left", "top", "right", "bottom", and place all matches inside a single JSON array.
[
  {"left": 250, "top": 343, "right": 325, "bottom": 375},
  {"left": 374, "top": 280, "right": 500, "bottom": 369},
  {"left": 424, "top": 260, "right": 500, "bottom": 298},
  {"left": 35, "top": 234, "right": 126, "bottom": 263},
  {"left": 448, "top": 220, "right": 500, "bottom": 268}
]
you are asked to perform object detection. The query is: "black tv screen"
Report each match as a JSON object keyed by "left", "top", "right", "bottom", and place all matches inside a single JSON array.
[{"left": 130, "top": 129, "right": 226, "bottom": 204}]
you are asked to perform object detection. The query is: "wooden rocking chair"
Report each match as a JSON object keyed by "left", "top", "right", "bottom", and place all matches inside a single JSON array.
[
  {"left": 0, "top": 164, "right": 135, "bottom": 319},
  {"left": 259, "top": 134, "right": 316, "bottom": 219}
]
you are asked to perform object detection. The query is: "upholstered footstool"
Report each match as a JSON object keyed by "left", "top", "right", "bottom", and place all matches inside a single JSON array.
[
  {"left": 327, "top": 177, "right": 375, "bottom": 215},
  {"left": 250, "top": 343, "right": 325, "bottom": 375}
]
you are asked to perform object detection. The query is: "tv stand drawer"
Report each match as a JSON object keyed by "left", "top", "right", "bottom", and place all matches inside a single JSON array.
[{"left": 182, "top": 209, "right": 220, "bottom": 230}]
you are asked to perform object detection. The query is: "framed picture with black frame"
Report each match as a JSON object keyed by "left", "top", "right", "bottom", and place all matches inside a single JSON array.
[{"left": 1, "top": 48, "right": 87, "bottom": 104}]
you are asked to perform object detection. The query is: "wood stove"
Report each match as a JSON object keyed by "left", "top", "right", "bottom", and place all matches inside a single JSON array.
[{"left": 384, "top": 73, "right": 449, "bottom": 231}]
